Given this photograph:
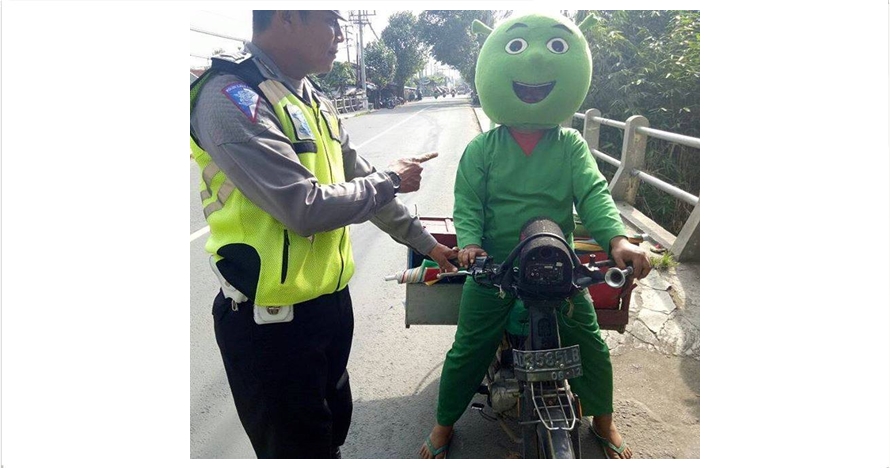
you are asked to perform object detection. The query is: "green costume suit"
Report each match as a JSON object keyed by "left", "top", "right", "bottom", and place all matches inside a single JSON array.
[{"left": 436, "top": 125, "right": 627, "bottom": 425}]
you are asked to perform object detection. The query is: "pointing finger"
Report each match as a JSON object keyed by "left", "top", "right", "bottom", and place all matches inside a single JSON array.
[{"left": 412, "top": 152, "right": 439, "bottom": 163}]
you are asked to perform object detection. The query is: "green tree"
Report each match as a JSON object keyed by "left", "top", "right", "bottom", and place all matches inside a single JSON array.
[
  {"left": 363, "top": 40, "right": 396, "bottom": 88},
  {"left": 576, "top": 10, "right": 700, "bottom": 235},
  {"left": 381, "top": 11, "right": 428, "bottom": 97},
  {"left": 315, "top": 61, "right": 356, "bottom": 96},
  {"left": 417, "top": 10, "right": 510, "bottom": 90}
]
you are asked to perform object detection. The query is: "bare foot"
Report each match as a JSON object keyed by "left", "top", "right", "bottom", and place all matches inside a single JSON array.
[
  {"left": 592, "top": 415, "right": 633, "bottom": 459},
  {"left": 419, "top": 424, "right": 453, "bottom": 459}
]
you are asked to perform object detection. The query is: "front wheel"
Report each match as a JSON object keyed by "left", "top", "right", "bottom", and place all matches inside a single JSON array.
[
  {"left": 535, "top": 424, "right": 575, "bottom": 459},
  {"left": 520, "top": 393, "right": 576, "bottom": 459}
]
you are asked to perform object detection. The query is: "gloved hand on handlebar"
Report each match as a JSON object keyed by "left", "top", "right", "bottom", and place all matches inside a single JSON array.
[
  {"left": 457, "top": 244, "right": 488, "bottom": 268},
  {"left": 609, "top": 236, "right": 652, "bottom": 280},
  {"left": 427, "top": 243, "right": 459, "bottom": 273}
]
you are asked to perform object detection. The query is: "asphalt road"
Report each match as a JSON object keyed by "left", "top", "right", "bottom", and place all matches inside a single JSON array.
[{"left": 189, "top": 96, "right": 611, "bottom": 459}]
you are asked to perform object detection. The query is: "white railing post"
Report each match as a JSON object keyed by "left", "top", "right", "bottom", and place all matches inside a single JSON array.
[
  {"left": 609, "top": 115, "right": 649, "bottom": 204},
  {"left": 672, "top": 200, "right": 700, "bottom": 261},
  {"left": 583, "top": 108, "right": 602, "bottom": 153}
]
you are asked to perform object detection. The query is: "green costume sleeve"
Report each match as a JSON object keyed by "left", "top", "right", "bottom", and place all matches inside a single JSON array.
[
  {"left": 453, "top": 136, "right": 486, "bottom": 249},
  {"left": 568, "top": 129, "right": 626, "bottom": 258}
]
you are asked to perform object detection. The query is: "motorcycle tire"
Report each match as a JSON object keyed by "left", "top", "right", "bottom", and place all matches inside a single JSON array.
[
  {"left": 520, "top": 393, "right": 575, "bottom": 459},
  {"left": 536, "top": 424, "right": 575, "bottom": 459},
  {"left": 522, "top": 423, "right": 575, "bottom": 458}
]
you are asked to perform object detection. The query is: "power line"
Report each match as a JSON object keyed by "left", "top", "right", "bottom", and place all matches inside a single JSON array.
[
  {"left": 367, "top": 22, "right": 379, "bottom": 42},
  {"left": 189, "top": 26, "right": 248, "bottom": 43}
]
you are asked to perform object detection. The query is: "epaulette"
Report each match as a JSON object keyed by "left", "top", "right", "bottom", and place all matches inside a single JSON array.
[{"left": 212, "top": 50, "right": 253, "bottom": 65}]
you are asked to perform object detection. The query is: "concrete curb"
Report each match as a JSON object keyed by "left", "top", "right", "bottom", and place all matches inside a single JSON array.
[
  {"left": 471, "top": 106, "right": 496, "bottom": 133},
  {"left": 603, "top": 265, "right": 700, "bottom": 360},
  {"left": 341, "top": 109, "right": 374, "bottom": 120}
]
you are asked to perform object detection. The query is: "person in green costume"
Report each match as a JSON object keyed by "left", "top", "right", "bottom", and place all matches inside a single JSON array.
[{"left": 419, "top": 12, "right": 652, "bottom": 459}]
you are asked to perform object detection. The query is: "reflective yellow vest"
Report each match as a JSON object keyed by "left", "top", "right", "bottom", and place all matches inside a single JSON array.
[{"left": 189, "top": 56, "right": 354, "bottom": 306}]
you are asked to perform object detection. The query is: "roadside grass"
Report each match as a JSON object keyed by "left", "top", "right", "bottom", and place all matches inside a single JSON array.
[{"left": 649, "top": 250, "right": 678, "bottom": 270}]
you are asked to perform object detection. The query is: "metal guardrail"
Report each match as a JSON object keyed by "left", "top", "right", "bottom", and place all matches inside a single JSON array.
[
  {"left": 567, "top": 109, "right": 700, "bottom": 262},
  {"left": 332, "top": 94, "right": 368, "bottom": 114}
]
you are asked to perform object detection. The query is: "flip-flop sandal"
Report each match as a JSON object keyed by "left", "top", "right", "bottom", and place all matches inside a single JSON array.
[
  {"left": 424, "top": 434, "right": 450, "bottom": 459},
  {"left": 591, "top": 428, "right": 629, "bottom": 459}
]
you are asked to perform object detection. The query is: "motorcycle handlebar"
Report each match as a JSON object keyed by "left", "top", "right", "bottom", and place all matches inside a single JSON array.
[{"left": 437, "top": 256, "right": 633, "bottom": 291}]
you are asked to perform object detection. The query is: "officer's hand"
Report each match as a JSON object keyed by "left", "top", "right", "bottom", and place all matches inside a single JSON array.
[
  {"left": 610, "top": 236, "right": 652, "bottom": 280},
  {"left": 458, "top": 244, "right": 487, "bottom": 269},
  {"left": 427, "top": 243, "right": 458, "bottom": 273},
  {"left": 388, "top": 152, "right": 438, "bottom": 193}
]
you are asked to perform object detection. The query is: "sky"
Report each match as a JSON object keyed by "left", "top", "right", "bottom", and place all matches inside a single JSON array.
[
  {"left": 189, "top": 9, "right": 567, "bottom": 79},
  {"left": 190, "top": 10, "right": 409, "bottom": 67}
]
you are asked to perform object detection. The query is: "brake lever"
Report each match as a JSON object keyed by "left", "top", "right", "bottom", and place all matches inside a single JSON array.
[{"left": 436, "top": 256, "right": 497, "bottom": 280}]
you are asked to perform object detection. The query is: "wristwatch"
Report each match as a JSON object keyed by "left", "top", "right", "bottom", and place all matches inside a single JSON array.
[{"left": 384, "top": 170, "right": 401, "bottom": 193}]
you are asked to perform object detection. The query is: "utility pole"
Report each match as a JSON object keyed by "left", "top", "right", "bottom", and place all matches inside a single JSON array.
[
  {"left": 349, "top": 10, "right": 375, "bottom": 111},
  {"left": 344, "top": 24, "right": 352, "bottom": 65},
  {"left": 359, "top": 15, "right": 367, "bottom": 111}
]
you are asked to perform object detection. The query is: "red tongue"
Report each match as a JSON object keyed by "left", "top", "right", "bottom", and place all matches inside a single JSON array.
[{"left": 509, "top": 128, "right": 545, "bottom": 156}]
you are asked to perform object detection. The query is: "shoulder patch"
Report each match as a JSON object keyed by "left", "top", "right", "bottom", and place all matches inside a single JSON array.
[{"left": 221, "top": 82, "right": 259, "bottom": 123}]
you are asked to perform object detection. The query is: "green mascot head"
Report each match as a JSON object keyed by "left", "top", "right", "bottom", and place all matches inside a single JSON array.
[{"left": 473, "top": 13, "right": 597, "bottom": 130}]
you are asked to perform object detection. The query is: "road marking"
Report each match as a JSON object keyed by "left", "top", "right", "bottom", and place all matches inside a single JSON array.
[
  {"left": 354, "top": 106, "right": 430, "bottom": 149},
  {"left": 190, "top": 226, "right": 210, "bottom": 242},
  {"left": 190, "top": 106, "right": 431, "bottom": 242}
]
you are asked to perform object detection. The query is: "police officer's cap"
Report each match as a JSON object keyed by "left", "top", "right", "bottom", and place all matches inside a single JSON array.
[{"left": 330, "top": 10, "right": 347, "bottom": 21}]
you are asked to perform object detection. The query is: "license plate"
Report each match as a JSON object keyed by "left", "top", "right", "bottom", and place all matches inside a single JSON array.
[{"left": 513, "top": 345, "right": 583, "bottom": 382}]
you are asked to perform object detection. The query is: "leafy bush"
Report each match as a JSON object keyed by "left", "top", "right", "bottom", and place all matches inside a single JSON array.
[{"left": 578, "top": 10, "right": 700, "bottom": 235}]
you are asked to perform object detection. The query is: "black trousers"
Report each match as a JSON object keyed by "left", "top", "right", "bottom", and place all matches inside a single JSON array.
[{"left": 212, "top": 287, "right": 354, "bottom": 459}]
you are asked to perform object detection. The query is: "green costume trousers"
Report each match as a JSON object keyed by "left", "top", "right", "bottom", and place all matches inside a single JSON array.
[{"left": 436, "top": 279, "right": 613, "bottom": 426}]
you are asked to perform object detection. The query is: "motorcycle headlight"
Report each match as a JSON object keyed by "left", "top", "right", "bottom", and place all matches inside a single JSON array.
[{"left": 517, "top": 218, "right": 574, "bottom": 298}]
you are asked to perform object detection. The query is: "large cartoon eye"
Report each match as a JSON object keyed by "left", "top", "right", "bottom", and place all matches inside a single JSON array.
[
  {"left": 505, "top": 38, "right": 528, "bottom": 54},
  {"left": 547, "top": 37, "right": 569, "bottom": 54}
]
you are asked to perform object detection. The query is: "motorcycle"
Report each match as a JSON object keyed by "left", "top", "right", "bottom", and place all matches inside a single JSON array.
[
  {"left": 436, "top": 217, "right": 634, "bottom": 459},
  {"left": 384, "top": 96, "right": 397, "bottom": 109}
]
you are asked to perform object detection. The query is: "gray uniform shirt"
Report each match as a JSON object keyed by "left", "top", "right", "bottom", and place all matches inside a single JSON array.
[{"left": 191, "top": 42, "right": 437, "bottom": 255}]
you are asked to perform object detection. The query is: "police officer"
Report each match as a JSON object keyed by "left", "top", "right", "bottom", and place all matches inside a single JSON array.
[{"left": 190, "top": 10, "right": 457, "bottom": 459}]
